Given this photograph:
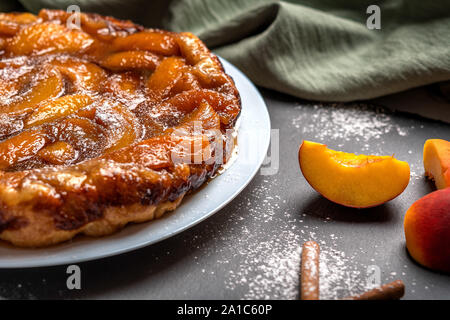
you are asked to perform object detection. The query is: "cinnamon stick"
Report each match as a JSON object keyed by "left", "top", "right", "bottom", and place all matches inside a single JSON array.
[
  {"left": 300, "top": 241, "right": 320, "bottom": 300},
  {"left": 344, "top": 280, "right": 405, "bottom": 300}
]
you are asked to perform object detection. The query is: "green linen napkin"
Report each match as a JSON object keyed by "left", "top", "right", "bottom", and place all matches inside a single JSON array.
[{"left": 2, "top": 0, "right": 450, "bottom": 104}]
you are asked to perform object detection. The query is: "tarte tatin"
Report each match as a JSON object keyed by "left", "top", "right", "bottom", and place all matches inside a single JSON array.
[{"left": 0, "top": 10, "right": 241, "bottom": 247}]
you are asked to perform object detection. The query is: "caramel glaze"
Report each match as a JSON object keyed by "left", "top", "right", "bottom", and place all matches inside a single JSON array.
[{"left": 0, "top": 10, "right": 240, "bottom": 236}]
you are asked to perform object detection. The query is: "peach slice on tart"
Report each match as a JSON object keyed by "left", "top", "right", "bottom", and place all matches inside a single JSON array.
[
  {"left": 146, "top": 56, "right": 186, "bottom": 102},
  {"left": 49, "top": 58, "right": 107, "bottom": 92},
  {"left": 24, "top": 94, "right": 93, "bottom": 128},
  {"left": 99, "top": 50, "right": 160, "bottom": 71},
  {"left": 423, "top": 139, "right": 450, "bottom": 189},
  {"left": 298, "top": 140, "right": 410, "bottom": 208},
  {"left": 0, "top": 13, "right": 38, "bottom": 36},
  {"left": 38, "top": 141, "right": 77, "bottom": 165},
  {"left": 0, "top": 128, "right": 48, "bottom": 170},
  {"left": 6, "top": 22, "right": 95, "bottom": 56},
  {"left": 404, "top": 188, "right": 450, "bottom": 273},
  {"left": 111, "top": 31, "right": 180, "bottom": 56},
  {"left": 3, "top": 69, "right": 64, "bottom": 116}
]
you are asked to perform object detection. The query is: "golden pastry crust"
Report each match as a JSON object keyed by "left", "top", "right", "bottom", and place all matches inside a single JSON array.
[
  {"left": 0, "top": 10, "right": 240, "bottom": 247},
  {"left": 0, "top": 193, "right": 185, "bottom": 247}
]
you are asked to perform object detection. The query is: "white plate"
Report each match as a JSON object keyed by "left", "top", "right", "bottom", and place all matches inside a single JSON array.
[{"left": 0, "top": 58, "right": 271, "bottom": 268}]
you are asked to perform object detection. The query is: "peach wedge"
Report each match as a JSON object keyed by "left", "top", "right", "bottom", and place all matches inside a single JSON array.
[
  {"left": 423, "top": 139, "right": 450, "bottom": 189},
  {"left": 298, "top": 141, "right": 410, "bottom": 208}
]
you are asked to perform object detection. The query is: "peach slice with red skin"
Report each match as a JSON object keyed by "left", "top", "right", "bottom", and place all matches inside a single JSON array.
[
  {"left": 404, "top": 188, "right": 450, "bottom": 273},
  {"left": 299, "top": 140, "right": 410, "bottom": 208},
  {"left": 423, "top": 139, "right": 450, "bottom": 189}
]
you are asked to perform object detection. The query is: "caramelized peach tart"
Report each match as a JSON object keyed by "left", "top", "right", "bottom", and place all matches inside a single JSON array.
[{"left": 0, "top": 10, "right": 241, "bottom": 247}]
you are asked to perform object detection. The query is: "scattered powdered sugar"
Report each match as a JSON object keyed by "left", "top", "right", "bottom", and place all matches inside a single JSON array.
[
  {"left": 227, "top": 229, "right": 302, "bottom": 300},
  {"left": 220, "top": 179, "right": 302, "bottom": 299},
  {"left": 409, "top": 162, "right": 422, "bottom": 180},
  {"left": 217, "top": 178, "right": 374, "bottom": 300},
  {"left": 319, "top": 246, "right": 366, "bottom": 299},
  {"left": 0, "top": 284, "right": 36, "bottom": 299},
  {"left": 291, "top": 103, "right": 409, "bottom": 148}
]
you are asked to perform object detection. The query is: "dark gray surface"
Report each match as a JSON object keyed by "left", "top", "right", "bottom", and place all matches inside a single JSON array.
[{"left": 0, "top": 88, "right": 449, "bottom": 300}]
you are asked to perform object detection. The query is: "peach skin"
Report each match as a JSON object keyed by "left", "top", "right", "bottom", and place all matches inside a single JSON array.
[
  {"left": 423, "top": 139, "right": 450, "bottom": 189},
  {"left": 298, "top": 140, "right": 410, "bottom": 208},
  {"left": 404, "top": 188, "right": 450, "bottom": 273}
]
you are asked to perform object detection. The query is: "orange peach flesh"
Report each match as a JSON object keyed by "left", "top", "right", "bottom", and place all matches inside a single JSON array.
[
  {"left": 299, "top": 141, "right": 410, "bottom": 208},
  {"left": 404, "top": 188, "right": 450, "bottom": 273},
  {"left": 423, "top": 139, "right": 450, "bottom": 189}
]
